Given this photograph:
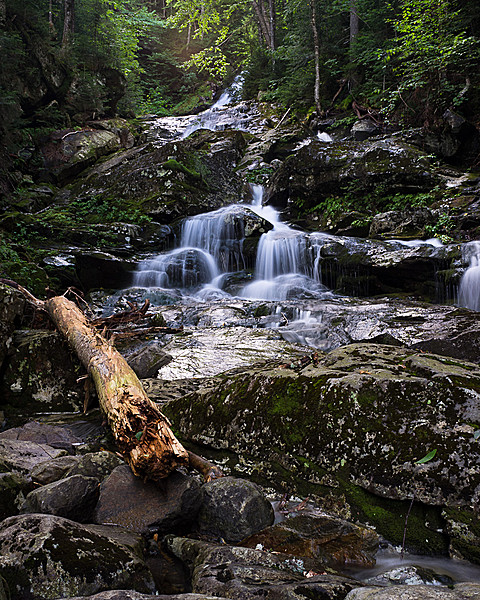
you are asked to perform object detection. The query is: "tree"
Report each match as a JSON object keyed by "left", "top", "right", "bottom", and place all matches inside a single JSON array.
[
  {"left": 309, "top": 0, "right": 322, "bottom": 114},
  {"left": 62, "top": 0, "right": 75, "bottom": 48}
]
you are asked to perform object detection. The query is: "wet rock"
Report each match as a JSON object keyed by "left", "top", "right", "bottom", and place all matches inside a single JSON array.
[
  {"left": 364, "top": 565, "right": 453, "bottom": 586},
  {"left": 268, "top": 136, "right": 440, "bottom": 217},
  {"left": 0, "top": 420, "right": 83, "bottom": 453},
  {"left": 20, "top": 474, "right": 100, "bottom": 522},
  {"left": 66, "top": 451, "right": 124, "bottom": 482},
  {"left": 0, "top": 283, "right": 25, "bottom": 368},
  {"left": 0, "top": 514, "right": 155, "bottom": 599},
  {"left": 351, "top": 119, "right": 380, "bottom": 141},
  {"left": 344, "top": 583, "right": 480, "bottom": 599},
  {"left": 91, "top": 118, "right": 137, "bottom": 149},
  {"left": 121, "top": 341, "right": 173, "bottom": 379},
  {"left": 31, "top": 455, "right": 82, "bottom": 485},
  {"left": 42, "top": 128, "right": 122, "bottom": 183},
  {"left": 196, "top": 476, "right": 274, "bottom": 543},
  {"left": 0, "top": 439, "right": 67, "bottom": 473},
  {"left": 94, "top": 464, "right": 202, "bottom": 536},
  {"left": 443, "top": 508, "right": 480, "bottom": 564},
  {"left": 0, "top": 330, "right": 85, "bottom": 417},
  {"left": 0, "top": 472, "right": 32, "bottom": 520},
  {"left": 165, "top": 343, "right": 480, "bottom": 554},
  {"left": 241, "top": 512, "right": 379, "bottom": 568},
  {"left": 166, "top": 536, "right": 363, "bottom": 600}
]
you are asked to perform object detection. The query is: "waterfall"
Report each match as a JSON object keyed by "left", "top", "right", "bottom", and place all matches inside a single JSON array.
[
  {"left": 133, "top": 204, "right": 248, "bottom": 293},
  {"left": 241, "top": 186, "right": 330, "bottom": 300},
  {"left": 458, "top": 241, "right": 480, "bottom": 311},
  {"left": 181, "top": 74, "right": 245, "bottom": 139}
]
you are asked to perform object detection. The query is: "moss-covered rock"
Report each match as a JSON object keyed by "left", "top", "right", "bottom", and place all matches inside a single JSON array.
[
  {"left": 0, "top": 330, "right": 86, "bottom": 418},
  {"left": 0, "top": 514, "right": 155, "bottom": 599},
  {"left": 69, "top": 129, "right": 247, "bottom": 225},
  {"left": 165, "top": 343, "right": 480, "bottom": 557}
]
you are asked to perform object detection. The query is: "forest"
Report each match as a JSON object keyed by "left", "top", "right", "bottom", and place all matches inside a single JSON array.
[{"left": 1, "top": 0, "right": 480, "bottom": 155}]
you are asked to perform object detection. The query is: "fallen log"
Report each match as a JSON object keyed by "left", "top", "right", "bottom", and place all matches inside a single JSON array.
[
  {"left": 1, "top": 279, "right": 222, "bottom": 482},
  {"left": 45, "top": 295, "right": 189, "bottom": 480}
]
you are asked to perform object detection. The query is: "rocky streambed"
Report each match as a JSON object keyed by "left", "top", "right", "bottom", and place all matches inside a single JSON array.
[{"left": 1, "top": 91, "right": 480, "bottom": 599}]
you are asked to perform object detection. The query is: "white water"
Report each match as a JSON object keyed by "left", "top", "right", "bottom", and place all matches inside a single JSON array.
[
  {"left": 458, "top": 241, "right": 480, "bottom": 311},
  {"left": 181, "top": 74, "right": 245, "bottom": 139},
  {"left": 241, "top": 185, "right": 330, "bottom": 300}
]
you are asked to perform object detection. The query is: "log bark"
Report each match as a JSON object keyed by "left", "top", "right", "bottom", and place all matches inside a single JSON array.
[{"left": 45, "top": 295, "right": 189, "bottom": 480}]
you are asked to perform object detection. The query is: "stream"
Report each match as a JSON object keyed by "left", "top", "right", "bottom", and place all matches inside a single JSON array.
[{"left": 103, "top": 81, "right": 480, "bottom": 585}]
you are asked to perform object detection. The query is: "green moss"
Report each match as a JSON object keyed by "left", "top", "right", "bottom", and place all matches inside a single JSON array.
[{"left": 162, "top": 159, "right": 202, "bottom": 180}]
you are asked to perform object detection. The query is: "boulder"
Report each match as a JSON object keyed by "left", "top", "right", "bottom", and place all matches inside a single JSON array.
[
  {"left": 267, "top": 136, "right": 440, "bottom": 217},
  {"left": 0, "top": 420, "right": 83, "bottom": 453},
  {"left": 351, "top": 119, "right": 380, "bottom": 141},
  {"left": 196, "top": 476, "right": 274, "bottom": 543},
  {"left": 164, "top": 343, "right": 480, "bottom": 555},
  {"left": 344, "top": 583, "right": 480, "bottom": 599},
  {"left": 0, "top": 439, "right": 67, "bottom": 473},
  {"left": 42, "top": 128, "right": 122, "bottom": 183},
  {"left": 70, "top": 130, "right": 247, "bottom": 225},
  {"left": 368, "top": 209, "right": 435, "bottom": 239},
  {"left": 166, "top": 536, "right": 363, "bottom": 600},
  {"left": 241, "top": 512, "right": 379, "bottom": 568},
  {"left": 20, "top": 474, "right": 100, "bottom": 522},
  {"left": 121, "top": 341, "right": 173, "bottom": 379},
  {"left": 0, "top": 514, "right": 155, "bottom": 599},
  {"left": 0, "top": 330, "right": 85, "bottom": 417},
  {"left": 66, "top": 451, "right": 124, "bottom": 482},
  {"left": 30, "top": 455, "right": 82, "bottom": 485},
  {"left": 94, "top": 464, "right": 202, "bottom": 536}
]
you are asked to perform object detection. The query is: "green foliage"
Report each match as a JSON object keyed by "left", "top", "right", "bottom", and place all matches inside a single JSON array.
[
  {"left": 384, "top": 0, "right": 480, "bottom": 123},
  {"left": 415, "top": 449, "right": 437, "bottom": 464}
]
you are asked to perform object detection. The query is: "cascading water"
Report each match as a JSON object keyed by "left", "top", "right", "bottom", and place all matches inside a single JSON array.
[
  {"left": 133, "top": 204, "right": 249, "bottom": 294},
  {"left": 242, "top": 185, "right": 331, "bottom": 300},
  {"left": 458, "top": 241, "right": 480, "bottom": 311}
]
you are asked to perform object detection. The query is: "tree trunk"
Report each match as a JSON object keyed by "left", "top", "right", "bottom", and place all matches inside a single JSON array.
[
  {"left": 268, "top": 0, "right": 276, "bottom": 52},
  {"left": 252, "top": 0, "right": 271, "bottom": 49},
  {"left": 45, "top": 295, "right": 190, "bottom": 481},
  {"left": 310, "top": 0, "right": 322, "bottom": 115},
  {"left": 349, "top": 0, "right": 360, "bottom": 88},
  {"left": 62, "top": 0, "right": 75, "bottom": 48}
]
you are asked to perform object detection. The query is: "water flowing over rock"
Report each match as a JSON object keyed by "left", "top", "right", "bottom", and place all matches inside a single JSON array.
[{"left": 458, "top": 241, "right": 480, "bottom": 311}]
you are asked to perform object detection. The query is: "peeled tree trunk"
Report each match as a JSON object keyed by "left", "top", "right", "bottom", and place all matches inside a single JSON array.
[{"left": 46, "top": 295, "right": 189, "bottom": 480}]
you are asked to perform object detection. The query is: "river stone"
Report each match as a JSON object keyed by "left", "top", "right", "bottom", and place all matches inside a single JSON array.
[
  {"left": 121, "top": 342, "right": 173, "bottom": 379},
  {"left": 20, "top": 474, "right": 100, "bottom": 522},
  {"left": 94, "top": 464, "right": 202, "bottom": 536},
  {"left": 0, "top": 420, "right": 83, "bottom": 453},
  {"left": 0, "top": 472, "right": 32, "bottom": 520},
  {"left": 64, "top": 593, "right": 228, "bottom": 599},
  {"left": 0, "top": 330, "right": 85, "bottom": 416},
  {"left": 195, "top": 476, "right": 274, "bottom": 543},
  {"left": 364, "top": 565, "right": 453, "bottom": 586},
  {"left": 344, "top": 583, "right": 480, "bottom": 599},
  {"left": 351, "top": 119, "right": 380, "bottom": 141},
  {"left": 30, "top": 455, "right": 82, "bottom": 485},
  {"left": 240, "top": 512, "right": 379, "bottom": 568},
  {"left": 166, "top": 536, "right": 363, "bottom": 600},
  {"left": 165, "top": 344, "right": 480, "bottom": 536},
  {"left": 66, "top": 451, "right": 124, "bottom": 482},
  {"left": 0, "top": 439, "right": 67, "bottom": 473},
  {"left": 0, "top": 514, "right": 155, "bottom": 599}
]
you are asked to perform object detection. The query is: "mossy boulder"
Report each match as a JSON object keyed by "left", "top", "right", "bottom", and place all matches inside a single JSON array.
[
  {"left": 69, "top": 129, "right": 247, "bottom": 225},
  {"left": 267, "top": 136, "right": 440, "bottom": 218},
  {"left": 0, "top": 330, "right": 86, "bottom": 418},
  {"left": 0, "top": 283, "right": 26, "bottom": 369},
  {"left": 165, "top": 343, "right": 480, "bottom": 556},
  {"left": 0, "top": 514, "right": 155, "bottom": 599}
]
